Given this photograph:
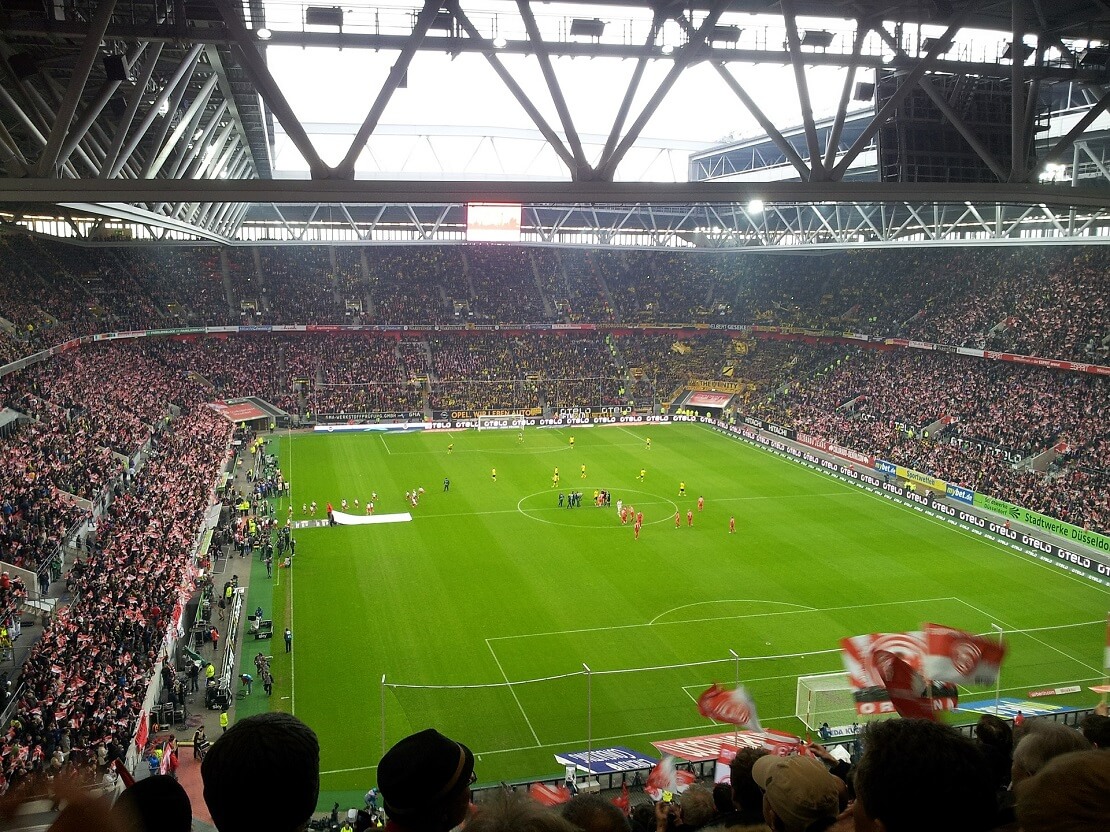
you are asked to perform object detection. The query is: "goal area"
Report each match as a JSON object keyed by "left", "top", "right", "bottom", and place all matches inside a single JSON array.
[{"left": 795, "top": 671, "right": 862, "bottom": 730}]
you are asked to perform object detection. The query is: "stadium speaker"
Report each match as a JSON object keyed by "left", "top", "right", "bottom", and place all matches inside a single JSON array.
[
  {"left": 852, "top": 82, "right": 875, "bottom": 101},
  {"left": 9, "top": 53, "right": 38, "bottom": 81},
  {"left": 305, "top": 6, "right": 343, "bottom": 27},
  {"left": 104, "top": 54, "right": 128, "bottom": 82}
]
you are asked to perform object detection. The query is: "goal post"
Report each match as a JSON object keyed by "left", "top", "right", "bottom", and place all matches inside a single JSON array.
[{"left": 795, "top": 671, "right": 861, "bottom": 730}]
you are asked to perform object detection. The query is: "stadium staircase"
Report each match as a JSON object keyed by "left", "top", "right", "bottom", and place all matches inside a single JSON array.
[
  {"left": 531, "top": 252, "right": 557, "bottom": 319},
  {"left": 218, "top": 250, "right": 237, "bottom": 311}
]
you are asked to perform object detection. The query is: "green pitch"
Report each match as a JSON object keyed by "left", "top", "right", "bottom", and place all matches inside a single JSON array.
[{"left": 253, "top": 423, "right": 1108, "bottom": 799}]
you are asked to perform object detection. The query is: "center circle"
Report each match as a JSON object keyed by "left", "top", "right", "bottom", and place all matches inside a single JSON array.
[{"left": 517, "top": 487, "right": 680, "bottom": 528}]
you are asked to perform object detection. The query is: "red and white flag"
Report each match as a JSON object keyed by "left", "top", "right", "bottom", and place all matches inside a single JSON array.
[
  {"left": 923, "top": 623, "right": 1006, "bottom": 686},
  {"left": 841, "top": 631, "right": 958, "bottom": 716},
  {"left": 645, "top": 755, "right": 696, "bottom": 800},
  {"left": 611, "top": 782, "right": 630, "bottom": 816},
  {"left": 529, "top": 783, "right": 572, "bottom": 806},
  {"left": 697, "top": 683, "right": 762, "bottom": 730},
  {"left": 874, "top": 650, "right": 936, "bottom": 721},
  {"left": 1104, "top": 613, "right": 1110, "bottom": 672}
]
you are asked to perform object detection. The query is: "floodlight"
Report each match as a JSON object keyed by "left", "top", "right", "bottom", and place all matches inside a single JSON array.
[
  {"left": 103, "top": 54, "right": 129, "bottom": 82},
  {"left": 256, "top": 27, "right": 272, "bottom": 40},
  {"left": 305, "top": 6, "right": 343, "bottom": 28},
  {"left": 802, "top": 30, "right": 835, "bottom": 49},
  {"left": 570, "top": 18, "right": 605, "bottom": 39},
  {"left": 747, "top": 199, "right": 764, "bottom": 214},
  {"left": 1002, "top": 42, "right": 1034, "bottom": 61},
  {"left": 710, "top": 25, "right": 741, "bottom": 45}
]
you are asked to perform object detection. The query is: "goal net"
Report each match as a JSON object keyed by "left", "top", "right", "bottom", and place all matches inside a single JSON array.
[{"left": 795, "top": 671, "right": 861, "bottom": 730}]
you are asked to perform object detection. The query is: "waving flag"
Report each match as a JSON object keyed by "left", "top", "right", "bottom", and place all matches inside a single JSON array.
[
  {"left": 529, "top": 783, "right": 572, "bottom": 806},
  {"left": 611, "top": 782, "right": 630, "bottom": 816},
  {"left": 841, "top": 631, "right": 958, "bottom": 715},
  {"left": 645, "top": 755, "right": 697, "bottom": 800},
  {"left": 874, "top": 650, "right": 937, "bottom": 721},
  {"left": 923, "top": 623, "right": 1006, "bottom": 686},
  {"left": 697, "top": 683, "right": 762, "bottom": 729}
]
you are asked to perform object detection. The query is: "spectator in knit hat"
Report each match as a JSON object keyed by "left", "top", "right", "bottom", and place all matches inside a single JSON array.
[
  {"left": 852, "top": 719, "right": 995, "bottom": 832},
  {"left": 378, "top": 728, "right": 475, "bottom": 832},
  {"left": 1015, "top": 749, "right": 1110, "bottom": 832},
  {"left": 202, "top": 712, "right": 320, "bottom": 832},
  {"left": 751, "top": 754, "right": 840, "bottom": 832}
]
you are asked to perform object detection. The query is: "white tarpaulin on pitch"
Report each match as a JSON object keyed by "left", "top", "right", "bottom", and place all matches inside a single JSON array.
[{"left": 332, "top": 511, "right": 412, "bottom": 526}]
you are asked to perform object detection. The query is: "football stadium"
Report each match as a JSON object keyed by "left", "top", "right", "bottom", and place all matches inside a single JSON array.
[{"left": 1, "top": 2, "right": 1109, "bottom": 831}]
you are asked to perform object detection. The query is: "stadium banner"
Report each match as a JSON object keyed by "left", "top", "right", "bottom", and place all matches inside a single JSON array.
[
  {"left": 687, "top": 392, "right": 733, "bottom": 408},
  {"left": 945, "top": 435, "right": 1024, "bottom": 464},
  {"left": 945, "top": 483, "right": 975, "bottom": 505},
  {"left": 652, "top": 730, "right": 802, "bottom": 763},
  {"left": 553, "top": 747, "right": 658, "bottom": 774},
  {"left": 709, "top": 419, "right": 1110, "bottom": 587},
  {"left": 874, "top": 459, "right": 898, "bottom": 476},
  {"left": 973, "top": 494, "right": 1110, "bottom": 555},
  {"left": 896, "top": 466, "right": 947, "bottom": 493}
]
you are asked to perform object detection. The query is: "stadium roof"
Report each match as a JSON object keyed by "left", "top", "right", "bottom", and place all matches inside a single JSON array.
[{"left": 2, "top": 1, "right": 1110, "bottom": 245}]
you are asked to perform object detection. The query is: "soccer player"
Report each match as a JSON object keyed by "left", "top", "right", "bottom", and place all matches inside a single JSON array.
[
  {"left": 679, "top": 481, "right": 686, "bottom": 496},
  {"left": 448, "top": 442, "right": 453, "bottom": 454},
  {"left": 552, "top": 472, "right": 560, "bottom": 488},
  {"left": 366, "top": 502, "right": 374, "bottom": 515},
  {"left": 491, "top": 468, "right": 497, "bottom": 481},
  {"left": 636, "top": 511, "right": 643, "bottom": 527},
  {"left": 443, "top": 478, "right": 450, "bottom": 492},
  {"left": 638, "top": 468, "right": 646, "bottom": 482},
  {"left": 675, "top": 511, "right": 681, "bottom": 529},
  {"left": 646, "top": 437, "right": 651, "bottom": 451},
  {"left": 687, "top": 509, "right": 693, "bottom": 527},
  {"left": 634, "top": 520, "right": 642, "bottom": 540},
  {"left": 558, "top": 493, "right": 565, "bottom": 507},
  {"left": 570, "top": 436, "right": 575, "bottom": 449},
  {"left": 580, "top": 464, "right": 586, "bottom": 479},
  {"left": 341, "top": 499, "right": 348, "bottom": 510},
  {"left": 518, "top": 429, "right": 524, "bottom": 443},
  {"left": 616, "top": 498, "right": 623, "bottom": 515},
  {"left": 729, "top": 515, "right": 736, "bottom": 534},
  {"left": 697, "top": 495, "right": 705, "bottom": 512}
]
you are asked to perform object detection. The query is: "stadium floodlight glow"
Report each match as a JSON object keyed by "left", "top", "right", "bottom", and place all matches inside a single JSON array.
[
  {"left": 661, "top": 43, "right": 674, "bottom": 54},
  {"left": 256, "top": 27, "right": 272, "bottom": 40},
  {"left": 747, "top": 199, "right": 764, "bottom": 214},
  {"left": 492, "top": 36, "right": 507, "bottom": 49}
]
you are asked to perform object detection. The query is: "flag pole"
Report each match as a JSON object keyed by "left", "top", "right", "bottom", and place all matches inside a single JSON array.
[
  {"left": 1103, "top": 612, "right": 1109, "bottom": 706},
  {"left": 380, "top": 674, "right": 387, "bottom": 758},
  {"left": 584, "top": 664, "right": 592, "bottom": 786},
  {"left": 729, "top": 649, "right": 740, "bottom": 745},
  {"left": 990, "top": 624, "right": 1004, "bottom": 715}
]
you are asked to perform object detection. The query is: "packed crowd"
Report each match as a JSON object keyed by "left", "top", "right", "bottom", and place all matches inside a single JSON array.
[
  {"left": 2, "top": 236, "right": 1107, "bottom": 368},
  {"left": 0, "top": 403, "right": 231, "bottom": 793},
  {"left": 747, "top": 346, "right": 1110, "bottom": 533}
]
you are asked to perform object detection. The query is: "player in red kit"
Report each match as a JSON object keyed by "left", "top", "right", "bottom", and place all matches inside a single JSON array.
[
  {"left": 636, "top": 512, "right": 643, "bottom": 526},
  {"left": 675, "top": 511, "right": 681, "bottom": 529},
  {"left": 634, "top": 520, "right": 642, "bottom": 540},
  {"left": 729, "top": 515, "right": 736, "bottom": 534},
  {"left": 697, "top": 495, "right": 705, "bottom": 512},
  {"left": 687, "top": 509, "right": 693, "bottom": 527}
]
